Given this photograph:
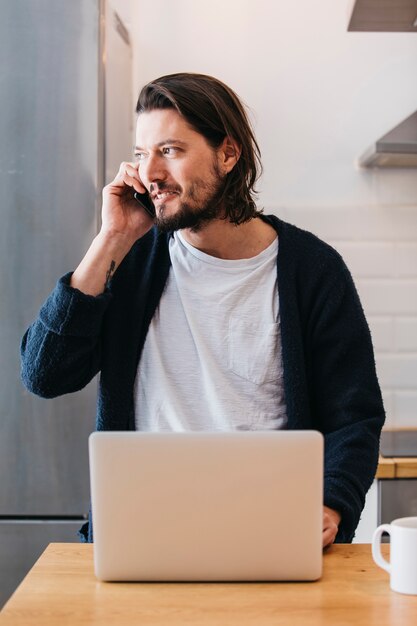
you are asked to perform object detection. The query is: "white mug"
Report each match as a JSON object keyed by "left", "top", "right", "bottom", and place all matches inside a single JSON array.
[{"left": 372, "top": 517, "right": 417, "bottom": 595}]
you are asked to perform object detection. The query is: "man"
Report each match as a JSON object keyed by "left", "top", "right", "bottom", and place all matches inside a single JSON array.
[{"left": 21, "top": 73, "right": 385, "bottom": 547}]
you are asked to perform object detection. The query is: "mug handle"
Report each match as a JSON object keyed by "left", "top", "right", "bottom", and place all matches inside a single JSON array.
[{"left": 372, "top": 524, "right": 391, "bottom": 574}]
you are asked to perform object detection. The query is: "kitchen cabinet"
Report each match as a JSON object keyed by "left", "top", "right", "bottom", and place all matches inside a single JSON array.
[
  {"left": 377, "top": 456, "right": 417, "bottom": 524},
  {"left": 354, "top": 456, "right": 417, "bottom": 542},
  {"left": 348, "top": 0, "right": 417, "bottom": 32}
]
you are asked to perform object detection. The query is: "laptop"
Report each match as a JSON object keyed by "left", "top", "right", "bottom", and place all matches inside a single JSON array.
[{"left": 89, "top": 430, "right": 323, "bottom": 582}]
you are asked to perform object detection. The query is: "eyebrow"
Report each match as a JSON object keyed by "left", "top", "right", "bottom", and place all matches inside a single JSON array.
[{"left": 134, "top": 138, "right": 188, "bottom": 151}]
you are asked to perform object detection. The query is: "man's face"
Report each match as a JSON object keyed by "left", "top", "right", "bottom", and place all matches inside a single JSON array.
[{"left": 135, "top": 109, "right": 226, "bottom": 232}]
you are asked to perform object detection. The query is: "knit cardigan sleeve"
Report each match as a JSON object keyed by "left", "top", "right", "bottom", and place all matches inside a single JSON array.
[
  {"left": 302, "top": 241, "right": 384, "bottom": 541},
  {"left": 275, "top": 217, "right": 385, "bottom": 542},
  {"left": 20, "top": 273, "right": 112, "bottom": 398},
  {"left": 311, "top": 265, "right": 384, "bottom": 541}
]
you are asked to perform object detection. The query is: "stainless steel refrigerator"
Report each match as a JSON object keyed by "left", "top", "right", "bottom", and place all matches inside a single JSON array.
[{"left": 0, "top": 0, "right": 133, "bottom": 607}]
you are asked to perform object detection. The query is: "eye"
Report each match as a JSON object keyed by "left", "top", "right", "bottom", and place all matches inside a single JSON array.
[
  {"left": 162, "top": 146, "right": 179, "bottom": 156},
  {"left": 134, "top": 152, "right": 147, "bottom": 161}
]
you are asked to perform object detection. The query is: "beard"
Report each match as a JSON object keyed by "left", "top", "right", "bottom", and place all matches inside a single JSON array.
[{"left": 153, "top": 163, "right": 227, "bottom": 233}]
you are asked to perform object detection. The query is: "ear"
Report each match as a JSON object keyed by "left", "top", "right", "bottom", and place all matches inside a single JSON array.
[{"left": 218, "top": 136, "right": 242, "bottom": 174}]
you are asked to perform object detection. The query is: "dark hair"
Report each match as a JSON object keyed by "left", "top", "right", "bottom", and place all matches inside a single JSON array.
[{"left": 136, "top": 73, "right": 263, "bottom": 224}]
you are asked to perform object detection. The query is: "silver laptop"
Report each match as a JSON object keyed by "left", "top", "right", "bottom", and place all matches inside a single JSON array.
[{"left": 89, "top": 430, "right": 323, "bottom": 582}]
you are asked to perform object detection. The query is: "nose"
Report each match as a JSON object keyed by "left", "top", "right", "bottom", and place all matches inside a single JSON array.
[{"left": 140, "top": 153, "right": 167, "bottom": 187}]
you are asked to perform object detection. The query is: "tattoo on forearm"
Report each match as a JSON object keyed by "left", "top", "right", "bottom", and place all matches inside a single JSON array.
[{"left": 105, "top": 260, "right": 116, "bottom": 290}]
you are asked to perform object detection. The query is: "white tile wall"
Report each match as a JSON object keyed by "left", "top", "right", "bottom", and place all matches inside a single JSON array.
[
  {"left": 376, "top": 355, "right": 417, "bottom": 389},
  {"left": 381, "top": 392, "right": 395, "bottom": 429},
  {"left": 367, "top": 317, "right": 394, "bottom": 352},
  {"left": 394, "top": 391, "right": 417, "bottom": 427},
  {"left": 277, "top": 205, "right": 417, "bottom": 429},
  {"left": 395, "top": 318, "right": 417, "bottom": 351},
  {"left": 356, "top": 280, "right": 417, "bottom": 315}
]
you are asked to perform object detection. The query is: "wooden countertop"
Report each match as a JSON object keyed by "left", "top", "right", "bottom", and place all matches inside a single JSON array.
[
  {"left": 376, "top": 456, "right": 417, "bottom": 478},
  {"left": 1, "top": 543, "right": 417, "bottom": 625},
  {"left": 377, "top": 429, "right": 417, "bottom": 478}
]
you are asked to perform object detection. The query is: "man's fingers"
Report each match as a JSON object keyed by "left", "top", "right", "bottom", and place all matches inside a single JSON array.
[
  {"left": 322, "top": 509, "right": 339, "bottom": 548},
  {"left": 322, "top": 526, "right": 337, "bottom": 548},
  {"left": 322, "top": 519, "right": 338, "bottom": 547},
  {"left": 117, "top": 160, "right": 138, "bottom": 175},
  {"left": 114, "top": 162, "right": 146, "bottom": 194},
  {"left": 121, "top": 173, "right": 143, "bottom": 193}
]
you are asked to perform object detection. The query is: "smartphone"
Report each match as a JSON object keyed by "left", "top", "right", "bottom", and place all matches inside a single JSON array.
[{"left": 134, "top": 191, "right": 155, "bottom": 218}]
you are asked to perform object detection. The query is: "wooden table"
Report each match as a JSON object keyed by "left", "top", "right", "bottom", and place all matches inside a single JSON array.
[
  {"left": 377, "top": 455, "right": 417, "bottom": 479},
  {"left": 376, "top": 428, "right": 417, "bottom": 479},
  {"left": 1, "top": 543, "right": 417, "bottom": 625}
]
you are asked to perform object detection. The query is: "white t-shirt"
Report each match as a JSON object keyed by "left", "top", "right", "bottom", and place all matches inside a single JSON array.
[{"left": 134, "top": 231, "right": 287, "bottom": 432}]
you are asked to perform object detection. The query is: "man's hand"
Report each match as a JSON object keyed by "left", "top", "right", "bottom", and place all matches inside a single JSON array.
[
  {"left": 323, "top": 506, "right": 341, "bottom": 548},
  {"left": 101, "top": 161, "right": 154, "bottom": 244},
  {"left": 70, "top": 162, "right": 155, "bottom": 296}
]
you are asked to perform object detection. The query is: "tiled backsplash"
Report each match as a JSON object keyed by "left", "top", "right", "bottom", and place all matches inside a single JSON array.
[{"left": 271, "top": 205, "right": 417, "bottom": 430}]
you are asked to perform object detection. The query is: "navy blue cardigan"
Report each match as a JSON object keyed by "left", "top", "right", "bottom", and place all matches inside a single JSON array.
[{"left": 21, "top": 215, "right": 385, "bottom": 542}]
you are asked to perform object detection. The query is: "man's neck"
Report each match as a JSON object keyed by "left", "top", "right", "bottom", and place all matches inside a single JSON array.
[{"left": 180, "top": 216, "right": 277, "bottom": 260}]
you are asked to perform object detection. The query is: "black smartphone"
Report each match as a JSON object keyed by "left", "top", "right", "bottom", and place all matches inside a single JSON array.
[{"left": 134, "top": 191, "right": 155, "bottom": 218}]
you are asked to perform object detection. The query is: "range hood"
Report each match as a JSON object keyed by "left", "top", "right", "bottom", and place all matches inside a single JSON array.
[
  {"left": 359, "top": 110, "right": 417, "bottom": 168},
  {"left": 348, "top": 0, "right": 417, "bottom": 32}
]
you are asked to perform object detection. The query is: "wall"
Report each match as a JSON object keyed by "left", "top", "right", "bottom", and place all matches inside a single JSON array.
[{"left": 128, "top": 0, "right": 417, "bottom": 428}]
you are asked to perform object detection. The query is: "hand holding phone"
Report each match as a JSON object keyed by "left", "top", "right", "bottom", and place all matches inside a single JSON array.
[
  {"left": 101, "top": 162, "right": 155, "bottom": 246},
  {"left": 72, "top": 162, "right": 154, "bottom": 296}
]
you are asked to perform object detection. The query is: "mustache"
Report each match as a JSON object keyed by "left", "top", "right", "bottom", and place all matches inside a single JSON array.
[{"left": 149, "top": 182, "right": 182, "bottom": 195}]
